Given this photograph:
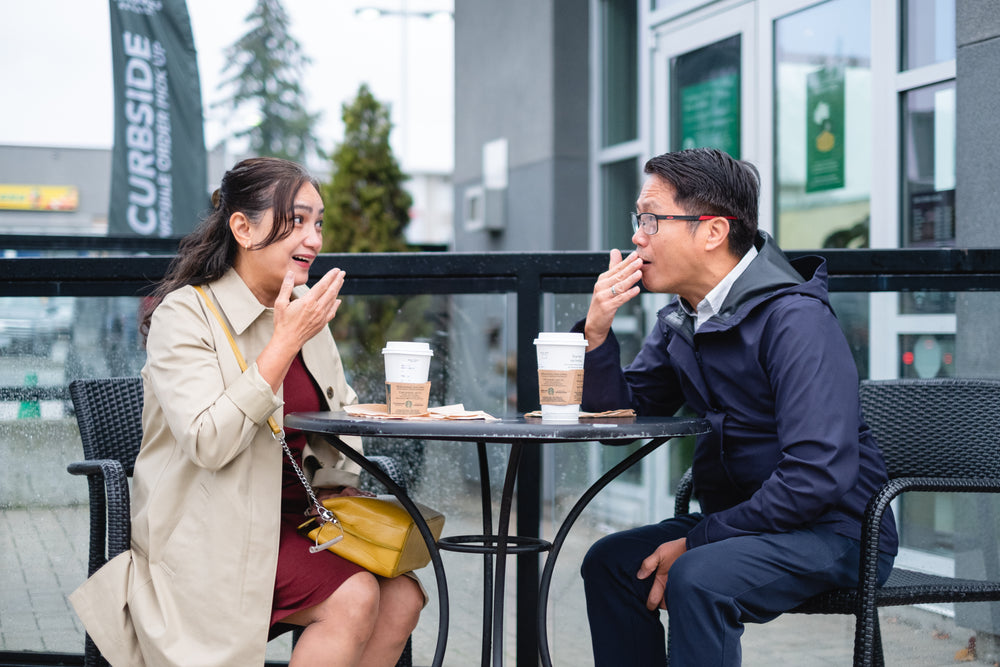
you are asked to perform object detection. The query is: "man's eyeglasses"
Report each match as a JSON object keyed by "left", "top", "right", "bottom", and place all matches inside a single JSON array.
[{"left": 630, "top": 212, "right": 739, "bottom": 236}]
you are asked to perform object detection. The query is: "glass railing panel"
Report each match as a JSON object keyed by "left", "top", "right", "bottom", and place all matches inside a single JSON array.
[
  {"left": 541, "top": 288, "right": 1000, "bottom": 658},
  {"left": 0, "top": 291, "right": 514, "bottom": 664},
  {"left": 5, "top": 250, "right": 1000, "bottom": 662},
  {"left": 338, "top": 292, "right": 514, "bottom": 665}
]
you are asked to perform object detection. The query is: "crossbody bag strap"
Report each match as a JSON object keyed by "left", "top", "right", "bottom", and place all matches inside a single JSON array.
[{"left": 192, "top": 285, "right": 340, "bottom": 538}]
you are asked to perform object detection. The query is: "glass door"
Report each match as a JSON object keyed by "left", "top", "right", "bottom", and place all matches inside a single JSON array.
[
  {"left": 771, "top": 0, "right": 873, "bottom": 251},
  {"left": 670, "top": 33, "right": 742, "bottom": 157},
  {"left": 592, "top": 4, "right": 756, "bottom": 526},
  {"left": 649, "top": 4, "right": 756, "bottom": 161}
]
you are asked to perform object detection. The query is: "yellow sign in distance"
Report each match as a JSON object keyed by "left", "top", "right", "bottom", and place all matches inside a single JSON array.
[{"left": 0, "top": 184, "right": 79, "bottom": 211}]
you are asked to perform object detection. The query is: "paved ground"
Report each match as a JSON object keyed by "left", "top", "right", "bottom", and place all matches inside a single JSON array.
[{"left": 0, "top": 481, "right": 991, "bottom": 666}]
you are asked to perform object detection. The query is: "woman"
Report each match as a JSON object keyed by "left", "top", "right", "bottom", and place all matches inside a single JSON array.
[{"left": 70, "top": 157, "right": 424, "bottom": 666}]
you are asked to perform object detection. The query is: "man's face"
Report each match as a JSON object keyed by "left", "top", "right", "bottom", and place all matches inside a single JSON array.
[{"left": 632, "top": 174, "right": 707, "bottom": 303}]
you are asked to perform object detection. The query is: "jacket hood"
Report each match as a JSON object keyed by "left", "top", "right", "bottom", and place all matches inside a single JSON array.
[{"left": 660, "top": 230, "right": 830, "bottom": 337}]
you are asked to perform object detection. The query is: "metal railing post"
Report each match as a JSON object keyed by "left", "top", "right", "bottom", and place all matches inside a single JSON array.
[{"left": 515, "top": 263, "right": 543, "bottom": 667}]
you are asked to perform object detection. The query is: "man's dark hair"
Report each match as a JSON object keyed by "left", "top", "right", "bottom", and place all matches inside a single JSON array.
[{"left": 644, "top": 148, "right": 759, "bottom": 257}]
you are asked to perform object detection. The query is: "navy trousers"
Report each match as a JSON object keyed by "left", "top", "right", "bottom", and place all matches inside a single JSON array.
[{"left": 581, "top": 513, "right": 894, "bottom": 666}]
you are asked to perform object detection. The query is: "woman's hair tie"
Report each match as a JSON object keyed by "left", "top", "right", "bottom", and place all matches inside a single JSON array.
[{"left": 211, "top": 188, "right": 223, "bottom": 210}]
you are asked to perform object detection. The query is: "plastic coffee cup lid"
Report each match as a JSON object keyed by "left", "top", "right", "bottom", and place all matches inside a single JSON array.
[
  {"left": 382, "top": 341, "right": 434, "bottom": 356},
  {"left": 533, "top": 332, "right": 588, "bottom": 346}
]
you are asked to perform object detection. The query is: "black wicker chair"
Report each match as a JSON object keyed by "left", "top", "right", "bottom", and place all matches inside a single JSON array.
[
  {"left": 671, "top": 378, "right": 1000, "bottom": 666},
  {"left": 68, "top": 376, "right": 413, "bottom": 667}
]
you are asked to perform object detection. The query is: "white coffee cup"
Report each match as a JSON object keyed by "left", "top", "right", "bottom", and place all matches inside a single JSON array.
[
  {"left": 382, "top": 341, "right": 434, "bottom": 415},
  {"left": 382, "top": 341, "right": 434, "bottom": 383},
  {"left": 534, "top": 332, "right": 588, "bottom": 421}
]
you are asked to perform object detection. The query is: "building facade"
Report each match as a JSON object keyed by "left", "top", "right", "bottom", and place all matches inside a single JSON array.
[
  {"left": 452, "top": 0, "right": 590, "bottom": 252},
  {"left": 454, "top": 0, "right": 1000, "bottom": 640}
]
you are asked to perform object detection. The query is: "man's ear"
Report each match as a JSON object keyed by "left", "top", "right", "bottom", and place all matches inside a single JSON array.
[
  {"left": 703, "top": 216, "right": 731, "bottom": 252},
  {"left": 229, "top": 212, "right": 252, "bottom": 249}
]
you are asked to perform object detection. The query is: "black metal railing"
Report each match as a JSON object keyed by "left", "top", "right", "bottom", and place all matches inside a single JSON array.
[{"left": 3, "top": 236, "right": 1000, "bottom": 667}]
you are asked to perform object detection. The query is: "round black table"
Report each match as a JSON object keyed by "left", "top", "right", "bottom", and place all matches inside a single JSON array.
[{"left": 284, "top": 412, "right": 711, "bottom": 667}]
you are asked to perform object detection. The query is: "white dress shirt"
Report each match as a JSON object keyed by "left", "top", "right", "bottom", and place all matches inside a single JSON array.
[{"left": 680, "top": 245, "right": 758, "bottom": 332}]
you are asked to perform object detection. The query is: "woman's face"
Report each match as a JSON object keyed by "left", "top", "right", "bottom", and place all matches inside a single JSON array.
[{"left": 238, "top": 182, "right": 324, "bottom": 306}]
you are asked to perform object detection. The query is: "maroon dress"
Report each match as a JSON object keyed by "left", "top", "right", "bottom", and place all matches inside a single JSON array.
[{"left": 269, "top": 354, "right": 365, "bottom": 637}]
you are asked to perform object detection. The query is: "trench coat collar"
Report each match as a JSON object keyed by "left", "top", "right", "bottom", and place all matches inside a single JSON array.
[{"left": 209, "top": 267, "right": 308, "bottom": 336}]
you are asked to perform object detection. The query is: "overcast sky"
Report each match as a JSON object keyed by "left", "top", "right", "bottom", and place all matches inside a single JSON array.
[{"left": 0, "top": 0, "right": 454, "bottom": 172}]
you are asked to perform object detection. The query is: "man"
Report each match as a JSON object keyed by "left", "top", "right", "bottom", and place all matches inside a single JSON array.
[{"left": 577, "top": 148, "right": 897, "bottom": 666}]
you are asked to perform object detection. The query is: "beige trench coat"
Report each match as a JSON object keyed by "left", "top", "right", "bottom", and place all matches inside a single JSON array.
[{"left": 69, "top": 268, "right": 363, "bottom": 666}]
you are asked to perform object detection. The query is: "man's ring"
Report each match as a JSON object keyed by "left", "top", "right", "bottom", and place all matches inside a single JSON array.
[{"left": 611, "top": 285, "right": 618, "bottom": 297}]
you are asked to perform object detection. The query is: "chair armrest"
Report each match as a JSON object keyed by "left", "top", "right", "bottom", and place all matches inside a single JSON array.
[
  {"left": 855, "top": 475, "right": 1000, "bottom": 605},
  {"left": 859, "top": 475, "right": 1000, "bottom": 548},
  {"left": 68, "top": 458, "right": 125, "bottom": 479},
  {"left": 887, "top": 476, "right": 1000, "bottom": 496},
  {"left": 674, "top": 467, "right": 694, "bottom": 517},
  {"left": 67, "top": 459, "right": 132, "bottom": 564}
]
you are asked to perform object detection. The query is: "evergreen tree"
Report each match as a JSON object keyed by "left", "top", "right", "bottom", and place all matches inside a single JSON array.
[
  {"left": 321, "top": 83, "right": 412, "bottom": 253},
  {"left": 217, "top": 0, "right": 321, "bottom": 163},
  {"left": 321, "top": 83, "right": 423, "bottom": 385},
  {"left": 320, "top": 85, "right": 433, "bottom": 487}
]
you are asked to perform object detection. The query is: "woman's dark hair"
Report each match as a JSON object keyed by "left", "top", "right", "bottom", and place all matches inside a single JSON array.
[
  {"left": 644, "top": 148, "right": 759, "bottom": 257},
  {"left": 139, "top": 157, "right": 320, "bottom": 342}
]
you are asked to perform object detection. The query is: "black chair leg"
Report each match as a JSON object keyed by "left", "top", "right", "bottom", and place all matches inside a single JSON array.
[
  {"left": 853, "top": 606, "right": 886, "bottom": 667},
  {"left": 396, "top": 636, "right": 413, "bottom": 667},
  {"left": 872, "top": 614, "right": 885, "bottom": 667},
  {"left": 85, "top": 632, "right": 108, "bottom": 667}
]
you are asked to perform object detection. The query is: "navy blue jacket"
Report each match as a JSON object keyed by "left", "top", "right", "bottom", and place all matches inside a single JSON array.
[{"left": 579, "top": 232, "right": 898, "bottom": 554}]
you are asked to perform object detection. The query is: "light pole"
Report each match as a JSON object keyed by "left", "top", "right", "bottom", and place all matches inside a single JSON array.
[{"left": 354, "top": 3, "right": 453, "bottom": 169}]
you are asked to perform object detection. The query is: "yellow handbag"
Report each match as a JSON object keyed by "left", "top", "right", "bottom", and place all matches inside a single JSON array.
[
  {"left": 298, "top": 496, "right": 445, "bottom": 578},
  {"left": 194, "top": 285, "right": 446, "bottom": 577}
]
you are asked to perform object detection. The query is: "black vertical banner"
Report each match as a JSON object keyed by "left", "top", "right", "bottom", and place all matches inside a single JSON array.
[{"left": 108, "top": 0, "right": 206, "bottom": 237}]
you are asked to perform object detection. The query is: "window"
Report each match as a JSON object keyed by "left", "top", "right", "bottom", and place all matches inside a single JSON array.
[
  {"left": 898, "top": 7, "right": 956, "bottom": 316},
  {"left": 901, "top": 81, "right": 956, "bottom": 250},
  {"left": 600, "top": 0, "right": 638, "bottom": 147},
  {"left": 601, "top": 157, "right": 639, "bottom": 249},
  {"left": 894, "top": 0, "right": 959, "bottom": 562},
  {"left": 773, "top": 0, "right": 871, "bottom": 250},
  {"left": 669, "top": 34, "right": 741, "bottom": 156},
  {"left": 901, "top": 0, "right": 956, "bottom": 70}
]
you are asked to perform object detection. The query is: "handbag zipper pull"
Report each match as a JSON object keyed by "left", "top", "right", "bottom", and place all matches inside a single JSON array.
[{"left": 309, "top": 517, "right": 345, "bottom": 553}]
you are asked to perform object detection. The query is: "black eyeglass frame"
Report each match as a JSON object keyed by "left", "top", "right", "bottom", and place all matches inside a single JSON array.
[{"left": 630, "top": 212, "right": 739, "bottom": 236}]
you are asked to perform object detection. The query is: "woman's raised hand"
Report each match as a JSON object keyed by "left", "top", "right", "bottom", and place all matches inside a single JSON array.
[
  {"left": 273, "top": 268, "right": 345, "bottom": 350},
  {"left": 258, "top": 269, "right": 346, "bottom": 393}
]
